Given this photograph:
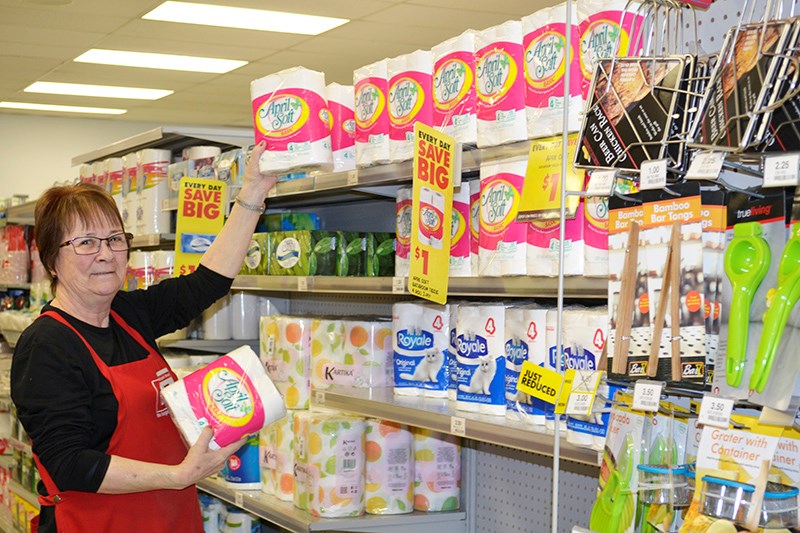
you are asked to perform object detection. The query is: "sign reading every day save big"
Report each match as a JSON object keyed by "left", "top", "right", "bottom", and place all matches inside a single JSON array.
[{"left": 174, "top": 177, "right": 227, "bottom": 277}]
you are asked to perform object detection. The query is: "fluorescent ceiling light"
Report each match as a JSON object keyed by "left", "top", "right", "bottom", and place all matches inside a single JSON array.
[
  {"left": 0, "top": 102, "right": 126, "bottom": 115},
  {"left": 74, "top": 49, "right": 247, "bottom": 74},
  {"left": 143, "top": 1, "right": 348, "bottom": 35},
  {"left": 25, "top": 82, "right": 172, "bottom": 100}
]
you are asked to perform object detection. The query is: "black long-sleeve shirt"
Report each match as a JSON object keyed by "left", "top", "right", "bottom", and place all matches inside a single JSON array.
[{"left": 10, "top": 265, "right": 232, "bottom": 527}]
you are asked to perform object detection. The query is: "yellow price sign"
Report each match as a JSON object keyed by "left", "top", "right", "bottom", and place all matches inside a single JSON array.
[
  {"left": 518, "top": 134, "right": 584, "bottom": 221},
  {"left": 516, "top": 361, "right": 564, "bottom": 405},
  {"left": 174, "top": 177, "right": 226, "bottom": 276}
]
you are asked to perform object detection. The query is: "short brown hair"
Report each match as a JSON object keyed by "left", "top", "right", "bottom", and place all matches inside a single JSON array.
[{"left": 35, "top": 183, "right": 126, "bottom": 293}]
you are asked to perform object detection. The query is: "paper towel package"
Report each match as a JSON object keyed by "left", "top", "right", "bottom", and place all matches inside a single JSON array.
[
  {"left": 137, "top": 148, "right": 171, "bottom": 235},
  {"left": 354, "top": 59, "right": 391, "bottom": 167},
  {"left": 92, "top": 161, "right": 105, "bottom": 188},
  {"left": 478, "top": 156, "right": 527, "bottom": 276},
  {"left": 388, "top": 50, "right": 434, "bottom": 162},
  {"left": 292, "top": 411, "right": 313, "bottom": 510},
  {"left": 121, "top": 152, "right": 138, "bottom": 230},
  {"left": 412, "top": 428, "right": 461, "bottom": 512},
  {"left": 505, "top": 305, "right": 549, "bottom": 424},
  {"left": 326, "top": 83, "right": 356, "bottom": 173},
  {"left": 105, "top": 158, "right": 124, "bottom": 216},
  {"left": 230, "top": 291, "right": 259, "bottom": 340},
  {"left": 583, "top": 194, "right": 609, "bottom": 277},
  {"left": 395, "top": 186, "right": 412, "bottom": 277},
  {"left": 273, "top": 315, "right": 312, "bottom": 410},
  {"left": 260, "top": 415, "right": 294, "bottom": 500},
  {"left": 251, "top": 67, "right": 333, "bottom": 174},
  {"left": 469, "top": 180, "right": 480, "bottom": 276},
  {"left": 186, "top": 145, "right": 221, "bottom": 180},
  {"left": 160, "top": 345, "right": 286, "bottom": 450},
  {"left": 432, "top": 30, "right": 478, "bottom": 145},
  {"left": 455, "top": 303, "right": 507, "bottom": 416},
  {"left": 393, "top": 302, "right": 450, "bottom": 398},
  {"left": 522, "top": 4, "right": 583, "bottom": 138},
  {"left": 526, "top": 203, "right": 585, "bottom": 277},
  {"left": 202, "top": 294, "right": 231, "bottom": 341},
  {"left": 365, "top": 419, "right": 414, "bottom": 515},
  {"left": 126, "top": 250, "right": 154, "bottom": 291},
  {"left": 450, "top": 185, "right": 472, "bottom": 277},
  {"left": 475, "top": 21, "right": 527, "bottom": 148},
  {"left": 79, "top": 163, "right": 93, "bottom": 183}
]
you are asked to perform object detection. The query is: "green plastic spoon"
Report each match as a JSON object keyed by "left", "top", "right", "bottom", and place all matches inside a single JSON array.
[
  {"left": 590, "top": 435, "right": 635, "bottom": 533},
  {"left": 751, "top": 222, "right": 800, "bottom": 393},
  {"left": 724, "top": 221, "right": 771, "bottom": 388}
]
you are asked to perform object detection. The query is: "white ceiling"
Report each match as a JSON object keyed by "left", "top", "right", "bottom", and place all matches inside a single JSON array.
[{"left": 0, "top": 0, "right": 557, "bottom": 128}]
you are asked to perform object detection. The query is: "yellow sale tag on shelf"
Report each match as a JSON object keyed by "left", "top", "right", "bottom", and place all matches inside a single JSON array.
[
  {"left": 516, "top": 361, "right": 564, "bottom": 405},
  {"left": 518, "top": 134, "right": 583, "bottom": 221},
  {"left": 409, "top": 123, "right": 455, "bottom": 304},
  {"left": 174, "top": 177, "right": 226, "bottom": 277}
]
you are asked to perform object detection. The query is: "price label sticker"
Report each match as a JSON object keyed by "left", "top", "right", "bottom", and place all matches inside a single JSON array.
[
  {"left": 698, "top": 395, "right": 734, "bottom": 428},
  {"left": 234, "top": 492, "right": 244, "bottom": 507},
  {"left": 566, "top": 392, "right": 595, "bottom": 416},
  {"left": 586, "top": 170, "right": 616, "bottom": 197},
  {"left": 392, "top": 277, "right": 405, "bottom": 293},
  {"left": 347, "top": 170, "right": 358, "bottom": 187},
  {"left": 639, "top": 159, "right": 668, "bottom": 190},
  {"left": 315, "top": 390, "right": 326, "bottom": 405},
  {"left": 450, "top": 416, "right": 466, "bottom": 436},
  {"left": 686, "top": 152, "right": 725, "bottom": 180},
  {"left": 763, "top": 153, "right": 800, "bottom": 187},
  {"left": 297, "top": 277, "right": 308, "bottom": 291},
  {"left": 632, "top": 380, "right": 664, "bottom": 412}
]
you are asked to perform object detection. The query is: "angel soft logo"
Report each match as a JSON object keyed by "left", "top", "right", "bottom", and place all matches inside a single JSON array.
[
  {"left": 396, "top": 204, "right": 412, "bottom": 246},
  {"left": 397, "top": 329, "right": 434, "bottom": 351},
  {"left": 526, "top": 31, "right": 566, "bottom": 89},
  {"left": 421, "top": 205, "right": 442, "bottom": 234},
  {"left": 505, "top": 339, "right": 529, "bottom": 365},
  {"left": 580, "top": 20, "right": 628, "bottom": 77},
  {"left": 389, "top": 77, "right": 424, "bottom": 125},
  {"left": 481, "top": 179, "right": 519, "bottom": 234},
  {"left": 257, "top": 94, "right": 309, "bottom": 138},
  {"left": 203, "top": 368, "right": 255, "bottom": 427},
  {"left": 355, "top": 83, "right": 385, "bottom": 129},
  {"left": 451, "top": 209, "right": 466, "bottom": 243},
  {"left": 434, "top": 59, "right": 472, "bottom": 109},
  {"left": 457, "top": 334, "right": 489, "bottom": 358},
  {"left": 476, "top": 50, "right": 517, "bottom": 100}
]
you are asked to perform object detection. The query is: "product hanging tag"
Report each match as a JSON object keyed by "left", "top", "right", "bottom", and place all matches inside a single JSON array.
[
  {"left": 518, "top": 134, "right": 583, "bottom": 221},
  {"left": 632, "top": 380, "right": 664, "bottom": 412},
  {"left": 763, "top": 153, "right": 800, "bottom": 188},
  {"left": 685, "top": 151, "right": 725, "bottom": 181},
  {"left": 698, "top": 395, "right": 734, "bottom": 428},
  {"left": 586, "top": 170, "right": 616, "bottom": 197},
  {"left": 561, "top": 370, "right": 603, "bottom": 416},
  {"left": 516, "top": 360, "right": 564, "bottom": 405},
  {"left": 639, "top": 159, "right": 668, "bottom": 190},
  {"left": 174, "top": 178, "right": 226, "bottom": 276}
]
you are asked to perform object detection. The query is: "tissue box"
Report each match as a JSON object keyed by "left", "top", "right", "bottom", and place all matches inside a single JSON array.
[
  {"left": 337, "top": 232, "right": 368, "bottom": 276},
  {"left": 239, "top": 233, "right": 270, "bottom": 276},
  {"left": 269, "top": 231, "right": 337, "bottom": 276},
  {"left": 367, "top": 233, "right": 395, "bottom": 277}
]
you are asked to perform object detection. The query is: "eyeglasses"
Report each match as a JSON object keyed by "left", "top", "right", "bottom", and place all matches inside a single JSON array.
[{"left": 59, "top": 232, "right": 134, "bottom": 255}]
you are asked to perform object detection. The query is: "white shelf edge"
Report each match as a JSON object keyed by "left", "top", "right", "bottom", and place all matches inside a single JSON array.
[
  {"left": 8, "top": 480, "right": 39, "bottom": 510},
  {"left": 158, "top": 339, "right": 258, "bottom": 354}
]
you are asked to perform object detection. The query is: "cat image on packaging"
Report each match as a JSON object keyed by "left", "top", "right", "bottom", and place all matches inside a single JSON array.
[
  {"left": 456, "top": 304, "right": 506, "bottom": 416},
  {"left": 393, "top": 302, "right": 450, "bottom": 398},
  {"left": 505, "top": 305, "right": 549, "bottom": 424}
]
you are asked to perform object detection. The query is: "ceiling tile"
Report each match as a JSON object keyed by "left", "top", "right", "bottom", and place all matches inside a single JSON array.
[
  {"left": 0, "top": 24, "right": 106, "bottom": 48},
  {"left": 362, "top": 5, "right": 510, "bottom": 32},
  {"left": 0, "top": 6, "right": 129, "bottom": 32},
  {"left": 115, "top": 20, "right": 311, "bottom": 50},
  {"left": 186, "top": 0, "right": 398, "bottom": 20},
  {"left": 290, "top": 37, "right": 411, "bottom": 60},
  {"left": 406, "top": 0, "right": 556, "bottom": 16},
  {"left": 47, "top": 63, "right": 218, "bottom": 87},
  {"left": 324, "top": 20, "right": 457, "bottom": 47}
]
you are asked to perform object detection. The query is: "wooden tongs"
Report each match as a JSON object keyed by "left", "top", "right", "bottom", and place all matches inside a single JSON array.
[
  {"left": 612, "top": 222, "right": 640, "bottom": 375},
  {"left": 647, "top": 222, "right": 682, "bottom": 381}
]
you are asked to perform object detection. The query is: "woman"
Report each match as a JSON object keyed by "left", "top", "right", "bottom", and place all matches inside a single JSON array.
[{"left": 11, "top": 141, "right": 276, "bottom": 532}]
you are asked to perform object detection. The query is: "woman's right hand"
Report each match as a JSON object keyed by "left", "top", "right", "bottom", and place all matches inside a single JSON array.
[{"left": 173, "top": 427, "right": 246, "bottom": 489}]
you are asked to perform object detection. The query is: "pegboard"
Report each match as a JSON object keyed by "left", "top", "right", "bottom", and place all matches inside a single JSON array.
[{"left": 288, "top": 292, "right": 403, "bottom": 317}]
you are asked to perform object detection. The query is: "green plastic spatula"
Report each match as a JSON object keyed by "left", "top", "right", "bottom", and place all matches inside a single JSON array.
[
  {"left": 724, "top": 221, "right": 771, "bottom": 388},
  {"left": 590, "top": 435, "right": 635, "bottom": 533},
  {"left": 751, "top": 222, "right": 800, "bottom": 393}
]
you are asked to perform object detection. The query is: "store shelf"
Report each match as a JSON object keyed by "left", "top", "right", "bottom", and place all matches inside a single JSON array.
[
  {"left": 130, "top": 233, "right": 175, "bottom": 249},
  {"left": 0, "top": 284, "right": 30, "bottom": 291},
  {"left": 197, "top": 477, "right": 466, "bottom": 533},
  {"left": 8, "top": 481, "right": 38, "bottom": 510},
  {"left": 0, "top": 508, "right": 22, "bottom": 533},
  {"left": 6, "top": 202, "right": 35, "bottom": 226},
  {"left": 157, "top": 338, "right": 257, "bottom": 354},
  {"left": 5, "top": 438, "right": 31, "bottom": 455},
  {"left": 232, "top": 275, "right": 607, "bottom": 298},
  {"left": 314, "top": 387, "right": 601, "bottom": 468}
]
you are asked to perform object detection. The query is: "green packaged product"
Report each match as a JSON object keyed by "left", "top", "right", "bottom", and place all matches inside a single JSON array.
[
  {"left": 336, "top": 231, "right": 368, "bottom": 277},
  {"left": 367, "top": 232, "right": 395, "bottom": 277},
  {"left": 239, "top": 233, "right": 270, "bottom": 276},
  {"left": 269, "top": 231, "right": 336, "bottom": 276}
]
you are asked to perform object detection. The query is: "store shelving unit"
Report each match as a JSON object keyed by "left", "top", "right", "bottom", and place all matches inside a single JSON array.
[
  {"left": 198, "top": 477, "right": 466, "bottom": 533},
  {"left": 8, "top": 481, "right": 38, "bottom": 510},
  {"left": 130, "top": 234, "right": 175, "bottom": 249},
  {"left": 157, "top": 338, "right": 258, "bottom": 354}
]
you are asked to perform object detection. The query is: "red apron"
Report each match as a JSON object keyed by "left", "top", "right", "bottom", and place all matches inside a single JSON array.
[{"left": 31, "top": 309, "right": 204, "bottom": 533}]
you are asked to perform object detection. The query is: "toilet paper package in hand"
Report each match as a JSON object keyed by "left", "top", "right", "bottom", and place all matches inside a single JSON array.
[
  {"left": 505, "top": 305, "right": 549, "bottom": 424},
  {"left": 251, "top": 67, "right": 333, "bottom": 174},
  {"left": 326, "top": 83, "right": 356, "bottom": 173},
  {"left": 260, "top": 414, "right": 294, "bottom": 500},
  {"left": 365, "top": 419, "right": 413, "bottom": 515},
  {"left": 160, "top": 346, "right": 286, "bottom": 450},
  {"left": 307, "top": 414, "right": 366, "bottom": 518},
  {"left": 479, "top": 156, "right": 527, "bottom": 276},
  {"left": 412, "top": 428, "right": 461, "bottom": 512},
  {"left": 432, "top": 30, "right": 478, "bottom": 145},
  {"left": 455, "top": 304, "right": 507, "bottom": 416},
  {"left": 393, "top": 302, "right": 450, "bottom": 398},
  {"left": 354, "top": 59, "right": 391, "bottom": 167},
  {"left": 395, "top": 186, "right": 413, "bottom": 277},
  {"left": 388, "top": 50, "right": 434, "bottom": 162}
]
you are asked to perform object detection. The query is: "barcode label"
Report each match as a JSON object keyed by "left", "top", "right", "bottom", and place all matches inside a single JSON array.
[{"left": 698, "top": 395, "right": 734, "bottom": 428}]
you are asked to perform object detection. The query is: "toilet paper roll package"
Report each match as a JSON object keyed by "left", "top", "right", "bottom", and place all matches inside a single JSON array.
[
  {"left": 478, "top": 156, "right": 527, "bottom": 276},
  {"left": 310, "top": 317, "right": 345, "bottom": 390},
  {"left": 126, "top": 250, "right": 154, "bottom": 291},
  {"left": 251, "top": 67, "right": 333, "bottom": 174},
  {"left": 259, "top": 315, "right": 278, "bottom": 377},
  {"left": 522, "top": 3, "right": 583, "bottom": 138},
  {"left": 450, "top": 185, "right": 472, "bottom": 277},
  {"left": 230, "top": 291, "right": 259, "bottom": 340},
  {"left": 432, "top": 30, "right": 478, "bottom": 145},
  {"left": 583, "top": 194, "right": 609, "bottom": 277},
  {"left": 92, "top": 161, "right": 105, "bottom": 189},
  {"left": 344, "top": 319, "right": 394, "bottom": 388},
  {"left": 469, "top": 180, "right": 480, "bottom": 275},
  {"left": 455, "top": 303, "right": 506, "bottom": 416},
  {"left": 186, "top": 146, "right": 221, "bottom": 181},
  {"left": 260, "top": 414, "right": 294, "bottom": 500},
  {"left": 292, "top": 411, "right": 313, "bottom": 510},
  {"left": 121, "top": 152, "right": 138, "bottom": 230},
  {"left": 220, "top": 433, "right": 261, "bottom": 490},
  {"left": 354, "top": 59, "right": 391, "bottom": 167},
  {"left": 412, "top": 428, "right": 461, "bottom": 512},
  {"left": 448, "top": 302, "right": 461, "bottom": 401},
  {"left": 160, "top": 346, "right": 286, "bottom": 450},
  {"left": 326, "top": 83, "right": 356, "bottom": 172},
  {"left": 79, "top": 163, "right": 93, "bottom": 183},
  {"left": 393, "top": 302, "right": 450, "bottom": 398},
  {"left": 273, "top": 315, "right": 312, "bottom": 410},
  {"left": 475, "top": 21, "right": 527, "bottom": 148},
  {"left": 526, "top": 203, "right": 585, "bottom": 277},
  {"left": 214, "top": 148, "right": 245, "bottom": 202},
  {"left": 388, "top": 50, "right": 434, "bottom": 162},
  {"left": 202, "top": 294, "right": 231, "bottom": 341},
  {"left": 306, "top": 414, "right": 366, "bottom": 518},
  {"left": 105, "top": 157, "right": 124, "bottom": 216},
  {"left": 505, "top": 305, "right": 549, "bottom": 424},
  {"left": 137, "top": 148, "right": 171, "bottom": 235},
  {"left": 168, "top": 160, "right": 191, "bottom": 196},
  {"left": 395, "top": 186, "right": 413, "bottom": 277},
  {"left": 365, "top": 419, "right": 413, "bottom": 515}
]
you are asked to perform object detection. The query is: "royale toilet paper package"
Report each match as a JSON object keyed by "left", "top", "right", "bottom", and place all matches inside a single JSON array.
[
  {"left": 326, "top": 83, "right": 356, "bottom": 173},
  {"left": 448, "top": 302, "right": 461, "bottom": 401},
  {"left": 505, "top": 305, "right": 549, "bottom": 424},
  {"left": 478, "top": 156, "right": 527, "bottom": 276},
  {"left": 306, "top": 415, "right": 367, "bottom": 518},
  {"left": 566, "top": 382, "right": 624, "bottom": 451},
  {"left": 412, "top": 428, "right": 461, "bottom": 512},
  {"left": 365, "top": 419, "right": 414, "bottom": 515},
  {"left": 354, "top": 59, "right": 391, "bottom": 167},
  {"left": 273, "top": 315, "right": 312, "bottom": 410},
  {"left": 137, "top": 148, "right": 171, "bottom": 235},
  {"left": 395, "top": 186, "right": 413, "bottom": 277},
  {"left": 393, "top": 302, "right": 450, "bottom": 398},
  {"left": 475, "top": 21, "right": 527, "bottom": 147},
  {"left": 292, "top": 411, "right": 313, "bottom": 510},
  {"left": 526, "top": 203, "right": 585, "bottom": 277},
  {"left": 388, "top": 50, "right": 434, "bottom": 162},
  {"left": 432, "top": 30, "right": 478, "bottom": 145},
  {"left": 455, "top": 304, "right": 507, "bottom": 416},
  {"left": 450, "top": 185, "right": 472, "bottom": 277},
  {"left": 522, "top": 4, "right": 583, "bottom": 138},
  {"left": 161, "top": 346, "right": 286, "bottom": 450},
  {"left": 251, "top": 67, "right": 333, "bottom": 174},
  {"left": 260, "top": 415, "right": 294, "bottom": 500}
]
